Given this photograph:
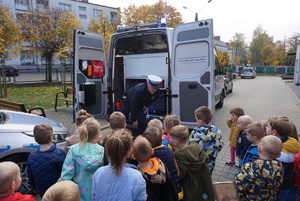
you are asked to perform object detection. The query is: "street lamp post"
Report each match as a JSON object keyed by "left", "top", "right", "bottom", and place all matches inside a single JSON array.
[{"left": 183, "top": 0, "right": 212, "bottom": 21}]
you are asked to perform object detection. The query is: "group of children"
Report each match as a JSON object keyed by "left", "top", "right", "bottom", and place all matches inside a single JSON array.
[
  {"left": 1, "top": 106, "right": 300, "bottom": 201},
  {"left": 226, "top": 107, "right": 300, "bottom": 201}
]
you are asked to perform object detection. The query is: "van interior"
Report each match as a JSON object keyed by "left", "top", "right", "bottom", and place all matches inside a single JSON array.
[{"left": 111, "top": 31, "right": 169, "bottom": 122}]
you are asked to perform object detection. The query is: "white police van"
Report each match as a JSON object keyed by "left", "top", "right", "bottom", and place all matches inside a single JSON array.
[{"left": 73, "top": 19, "right": 225, "bottom": 129}]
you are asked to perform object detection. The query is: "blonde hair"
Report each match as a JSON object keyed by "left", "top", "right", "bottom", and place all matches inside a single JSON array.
[
  {"left": 42, "top": 181, "right": 80, "bottom": 201},
  {"left": 238, "top": 115, "right": 253, "bottom": 126},
  {"left": 169, "top": 125, "right": 190, "bottom": 144},
  {"left": 260, "top": 135, "right": 282, "bottom": 159},
  {"left": 105, "top": 129, "right": 132, "bottom": 176},
  {"left": 0, "top": 162, "right": 19, "bottom": 194},
  {"left": 245, "top": 122, "right": 265, "bottom": 139},
  {"left": 163, "top": 115, "right": 180, "bottom": 132},
  {"left": 147, "top": 119, "right": 163, "bottom": 134},
  {"left": 77, "top": 118, "right": 101, "bottom": 146},
  {"left": 132, "top": 136, "right": 153, "bottom": 163},
  {"left": 194, "top": 106, "right": 212, "bottom": 124},
  {"left": 109, "top": 111, "right": 126, "bottom": 130},
  {"left": 33, "top": 123, "right": 53, "bottom": 144},
  {"left": 143, "top": 126, "right": 162, "bottom": 147}
]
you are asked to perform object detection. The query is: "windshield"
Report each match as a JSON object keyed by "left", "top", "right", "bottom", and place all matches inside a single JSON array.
[{"left": 243, "top": 68, "right": 253, "bottom": 72}]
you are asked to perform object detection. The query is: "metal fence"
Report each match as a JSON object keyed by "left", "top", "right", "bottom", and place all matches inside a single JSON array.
[{"left": 227, "top": 66, "right": 295, "bottom": 76}]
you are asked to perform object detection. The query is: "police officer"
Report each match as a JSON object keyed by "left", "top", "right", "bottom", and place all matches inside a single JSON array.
[{"left": 121, "top": 75, "right": 162, "bottom": 136}]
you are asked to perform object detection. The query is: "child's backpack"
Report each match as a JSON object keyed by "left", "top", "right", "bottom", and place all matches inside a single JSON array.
[{"left": 294, "top": 152, "right": 300, "bottom": 189}]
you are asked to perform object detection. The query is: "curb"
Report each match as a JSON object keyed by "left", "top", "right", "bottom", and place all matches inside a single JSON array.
[{"left": 284, "top": 81, "right": 300, "bottom": 106}]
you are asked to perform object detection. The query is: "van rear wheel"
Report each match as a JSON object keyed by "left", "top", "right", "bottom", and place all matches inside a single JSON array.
[{"left": 216, "top": 93, "right": 224, "bottom": 108}]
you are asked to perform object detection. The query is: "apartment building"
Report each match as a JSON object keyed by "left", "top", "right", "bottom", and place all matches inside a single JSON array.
[{"left": 0, "top": 0, "right": 120, "bottom": 66}]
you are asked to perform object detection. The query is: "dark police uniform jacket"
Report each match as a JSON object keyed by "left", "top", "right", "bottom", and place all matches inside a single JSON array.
[{"left": 123, "top": 83, "right": 159, "bottom": 122}]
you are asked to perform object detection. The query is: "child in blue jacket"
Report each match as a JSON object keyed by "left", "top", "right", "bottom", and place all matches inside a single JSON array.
[
  {"left": 235, "top": 115, "right": 253, "bottom": 168},
  {"left": 242, "top": 122, "right": 264, "bottom": 165},
  {"left": 27, "top": 123, "right": 66, "bottom": 197},
  {"left": 143, "top": 125, "right": 183, "bottom": 200}
]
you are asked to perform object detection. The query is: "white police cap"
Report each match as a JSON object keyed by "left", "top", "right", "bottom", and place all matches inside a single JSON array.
[{"left": 147, "top": 75, "right": 162, "bottom": 89}]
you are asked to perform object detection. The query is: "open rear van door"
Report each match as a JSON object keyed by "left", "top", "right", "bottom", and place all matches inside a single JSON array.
[
  {"left": 73, "top": 30, "right": 107, "bottom": 120},
  {"left": 294, "top": 44, "right": 300, "bottom": 85},
  {"left": 170, "top": 19, "right": 215, "bottom": 128}
]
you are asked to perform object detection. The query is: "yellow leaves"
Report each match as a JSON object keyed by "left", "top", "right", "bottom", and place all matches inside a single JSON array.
[
  {"left": 88, "top": 12, "right": 118, "bottom": 59},
  {"left": 216, "top": 49, "right": 230, "bottom": 68},
  {"left": 122, "top": 1, "right": 183, "bottom": 27},
  {"left": 0, "top": 5, "right": 21, "bottom": 55}
]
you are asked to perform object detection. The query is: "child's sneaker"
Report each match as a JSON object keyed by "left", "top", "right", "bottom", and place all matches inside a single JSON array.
[
  {"left": 225, "top": 161, "right": 235, "bottom": 165},
  {"left": 234, "top": 164, "right": 241, "bottom": 169}
]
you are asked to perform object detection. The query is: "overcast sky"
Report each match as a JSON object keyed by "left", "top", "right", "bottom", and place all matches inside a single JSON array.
[{"left": 90, "top": 0, "right": 300, "bottom": 44}]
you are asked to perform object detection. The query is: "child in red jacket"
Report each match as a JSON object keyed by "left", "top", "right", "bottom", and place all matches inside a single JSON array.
[{"left": 0, "top": 161, "right": 35, "bottom": 201}]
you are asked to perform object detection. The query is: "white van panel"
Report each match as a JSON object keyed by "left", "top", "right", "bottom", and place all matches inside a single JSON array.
[
  {"left": 174, "top": 42, "right": 209, "bottom": 78},
  {"left": 124, "top": 53, "right": 168, "bottom": 83},
  {"left": 73, "top": 30, "right": 107, "bottom": 119},
  {"left": 171, "top": 20, "right": 215, "bottom": 128},
  {"left": 294, "top": 44, "right": 300, "bottom": 85}
]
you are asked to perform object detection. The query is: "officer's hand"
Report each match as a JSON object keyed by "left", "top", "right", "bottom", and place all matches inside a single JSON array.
[
  {"left": 143, "top": 106, "right": 147, "bottom": 114},
  {"left": 133, "top": 120, "right": 138, "bottom": 126}
]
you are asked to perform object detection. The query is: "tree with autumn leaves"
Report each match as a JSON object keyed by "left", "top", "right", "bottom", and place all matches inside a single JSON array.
[
  {"left": 89, "top": 1, "right": 182, "bottom": 58},
  {"left": 18, "top": 8, "right": 81, "bottom": 82},
  {"left": 89, "top": 11, "right": 120, "bottom": 58},
  {"left": 0, "top": 6, "right": 21, "bottom": 98},
  {"left": 0, "top": 6, "right": 21, "bottom": 59},
  {"left": 122, "top": 0, "right": 183, "bottom": 27}
]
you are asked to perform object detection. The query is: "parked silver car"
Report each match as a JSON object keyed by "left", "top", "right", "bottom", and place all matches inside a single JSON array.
[
  {"left": 241, "top": 67, "right": 256, "bottom": 79},
  {"left": 0, "top": 110, "right": 70, "bottom": 193}
]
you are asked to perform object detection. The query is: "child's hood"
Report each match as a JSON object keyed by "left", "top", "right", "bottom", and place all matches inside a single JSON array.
[
  {"left": 139, "top": 158, "right": 167, "bottom": 184},
  {"left": 71, "top": 143, "right": 104, "bottom": 169},
  {"left": 282, "top": 137, "right": 300, "bottom": 154},
  {"left": 176, "top": 144, "right": 208, "bottom": 173},
  {"left": 192, "top": 125, "right": 220, "bottom": 142}
]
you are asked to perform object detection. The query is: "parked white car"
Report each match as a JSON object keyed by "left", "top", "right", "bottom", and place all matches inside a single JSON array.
[
  {"left": 0, "top": 110, "right": 70, "bottom": 194},
  {"left": 241, "top": 67, "right": 256, "bottom": 79}
]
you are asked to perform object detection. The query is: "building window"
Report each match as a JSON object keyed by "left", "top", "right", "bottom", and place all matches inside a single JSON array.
[
  {"left": 93, "top": 9, "right": 102, "bottom": 17},
  {"left": 79, "top": 6, "right": 86, "bottom": 11},
  {"left": 79, "top": 14, "right": 87, "bottom": 19},
  {"left": 15, "top": 0, "right": 29, "bottom": 11},
  {"left": 59, "top": 3, "right": 71, "bottom": 11},
  {"left": 110, "top": 12, "right": 117, "bottom": 23},
  {"left": 36, "top": 0, "right": 49, "bottom": 9}
]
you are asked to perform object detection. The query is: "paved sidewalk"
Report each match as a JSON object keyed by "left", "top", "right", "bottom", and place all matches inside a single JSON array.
[
  {"left": 45, "top": 77, "right": 300, "bottom": 183},
  {"left": 45, "top": 107, "right": 109, "bottom": 135},
  {"left": 212, "top": 77, "right": 300, "bottom": 182}
]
